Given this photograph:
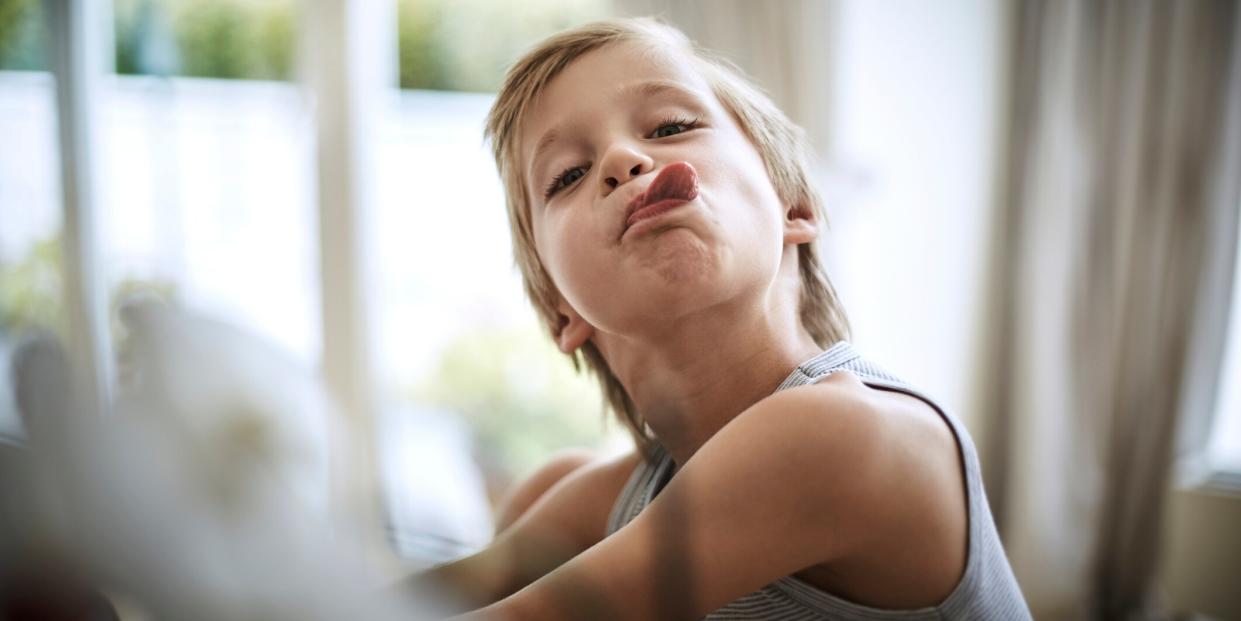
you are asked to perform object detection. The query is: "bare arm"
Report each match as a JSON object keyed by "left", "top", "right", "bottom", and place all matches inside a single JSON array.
[
  {"left": 493, "top": 448, "right": 596, "bottom": 535},
  {"left": 455, "top": 377, "right": 932, "bottom": 620},
  {"left": 398, "top": 450, "right": 641, "bottom": 611}
]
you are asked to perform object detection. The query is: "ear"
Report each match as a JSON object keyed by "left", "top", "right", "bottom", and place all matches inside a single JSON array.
[
  {"left": 554, "top": 301, "right": 595, "bottom": 354},
  {"left": 783, "top": 201, "right": 819, "bottom": 246}
]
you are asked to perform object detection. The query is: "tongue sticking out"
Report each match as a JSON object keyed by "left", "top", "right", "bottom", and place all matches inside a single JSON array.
[
  {"left": 628, "top": 162, "right": 699, "bottom": 228},
  {"left": 645, "top": 161, "right": 699, "bottom": 205}
]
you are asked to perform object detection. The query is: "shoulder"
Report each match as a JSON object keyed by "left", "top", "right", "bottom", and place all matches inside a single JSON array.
[
  {"left": 495, "top": 448, "right": 603, "bottom": 534},
  {"left": 505, "top": 447, "right": 643, "bottom": 548},
  {"left": 725, "top": 369, "right": 958, "bottom": 472},
  {"left": 561, "top": 447, "right": 645, "bottom": 529},
  {"left": 558, "top": 447, "right": 644, "bottom": 511},
  {"left": 701, "top": 370, "right": 965, "bottom": 558},
  {"left": 432, "top": 448, "right": 643, "bottom": 605}
]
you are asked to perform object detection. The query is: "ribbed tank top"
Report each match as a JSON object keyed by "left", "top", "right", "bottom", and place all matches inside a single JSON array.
[{"left": 605, "top": 342, "right": 1031, "bottom": 620}]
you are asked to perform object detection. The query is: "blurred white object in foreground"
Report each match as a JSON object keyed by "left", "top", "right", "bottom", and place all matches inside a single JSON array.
[{"left": 10, "top": 302, "right": 454, "bottom": 620}]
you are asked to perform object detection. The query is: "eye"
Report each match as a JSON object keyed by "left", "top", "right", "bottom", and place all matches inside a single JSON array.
[
  {"left": 651, "top": 116, "right": 700, "bottom": 139},
  {"left": 545, "top": 164, "right": 590, "bottom": 199}
]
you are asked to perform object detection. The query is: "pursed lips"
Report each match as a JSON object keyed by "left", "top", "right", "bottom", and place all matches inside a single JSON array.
[{"left": 620, "top": 161, "right": 700, "bottom": 239}]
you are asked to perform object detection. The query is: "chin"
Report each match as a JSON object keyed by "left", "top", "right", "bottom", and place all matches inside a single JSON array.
[
  {"left": 632, "top": 226, "right": 719, "bottom": 286},
  {"left": 588, "top": 229, "right": 766, "bottom": 334},
  {"left": 624, "top": 261, "right": 741, "bottom": 328}
]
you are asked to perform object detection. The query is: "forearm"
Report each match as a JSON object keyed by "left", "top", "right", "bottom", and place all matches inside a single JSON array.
[
  {"left": 445, "top": 601, "right": 519, "bottom": 621},
  {"left": 396, "top": 556, "right": 508, "bottom": 615},
  {"left": 446, "top": 565, "right": 637, "bottom": 621},
  {"left": 444, "top": 588, "right": 584, "bottom": 621},
  {"left": 398, "top": 567, "right": 556, "bottom": 621}
]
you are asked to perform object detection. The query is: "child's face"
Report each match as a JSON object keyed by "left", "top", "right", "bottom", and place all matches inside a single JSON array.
[{"left": 520, "top": 41, "right": 816, "bottom": 349}]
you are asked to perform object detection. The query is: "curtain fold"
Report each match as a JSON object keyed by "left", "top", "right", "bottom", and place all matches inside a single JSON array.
[{"left": 983, "top": 1, "right": 1241, "bottom": 618}]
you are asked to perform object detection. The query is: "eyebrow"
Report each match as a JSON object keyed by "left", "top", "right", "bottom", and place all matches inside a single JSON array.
[
  {"left": 617, "top": 79, "right": 706, "bottom": 102},
  {"left": 527, "top": 80, "right": 709, "bottom": 182}
]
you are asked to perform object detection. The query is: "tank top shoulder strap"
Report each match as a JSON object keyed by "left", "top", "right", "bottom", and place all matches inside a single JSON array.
[{"left": 777, "top": 340, "right": 905, "bottom": 389}]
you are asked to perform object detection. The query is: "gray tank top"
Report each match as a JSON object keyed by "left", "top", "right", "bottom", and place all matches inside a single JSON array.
[{"left": 605, "top": 342, "right": 1031, "bottom": 620}]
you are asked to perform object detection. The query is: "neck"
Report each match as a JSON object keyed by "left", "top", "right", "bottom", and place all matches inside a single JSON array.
[{"left": 595, "top": 291, "right": 824, "bottom": 468}]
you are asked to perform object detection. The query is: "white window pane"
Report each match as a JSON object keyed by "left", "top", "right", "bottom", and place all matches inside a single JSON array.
[
  {"left": 371, "top": 90, "right": 623, "bottom": 488},
  {"left": 0, "top": 70, "right": 64, "bottom": 438},
  {"left": 98, "top": 76, "right": 320, "bottom": 366},
  {"left": 1209, "top": 202, "right": 1241, "bottom": 473},
  {"left": 373, "top": 91, "right": 516, "bottom": 383}
]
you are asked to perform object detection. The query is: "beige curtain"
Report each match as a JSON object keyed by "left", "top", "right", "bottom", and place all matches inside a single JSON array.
[{"left": 981, "top": 1, "right": 1241, "bottom": 619}]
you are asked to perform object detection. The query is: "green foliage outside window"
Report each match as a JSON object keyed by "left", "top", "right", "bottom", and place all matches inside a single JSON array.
[
  {"left": 0, "top": 0, "right": 43, "bottom": 71},
  {"left": 0, "top": 0, "right": 608, "bottom": 91},
  {"left": 397, "top": 0, "right": 608, "bottom": 92},
  {"left": 113, "top": 0, "right": 295, "bottom": 79},
  {"left": 0, "top": 233, "right": 176, "bottom": 341},
  {"left": 0, "top": 236, "right": 62, "bottom": 334}
]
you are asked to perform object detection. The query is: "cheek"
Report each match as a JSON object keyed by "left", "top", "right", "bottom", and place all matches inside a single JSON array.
[
  {"left": 701, "top": 144, "right": 784, "bottom": 238},
  {"left": 533, "top": 210, "right": 609, "bottom": 309},
  {"left": 701, "top": 142, "right": 787, "bottom": 276}
]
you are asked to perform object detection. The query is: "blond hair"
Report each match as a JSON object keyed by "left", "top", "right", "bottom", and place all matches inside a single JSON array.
[{"left": 484, "top": 17, "right": 849, "bottom": 459}]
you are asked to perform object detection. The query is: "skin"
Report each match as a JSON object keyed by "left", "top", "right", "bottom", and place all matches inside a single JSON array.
[
  {"left": 409, "top": 40, "right": 969, "bottom": 620},
  {"left": 492, "top": 448, "right": 595, "bottom": 535}
]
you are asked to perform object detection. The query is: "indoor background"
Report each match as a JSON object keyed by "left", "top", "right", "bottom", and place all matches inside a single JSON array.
[{"left": 1, "top": 1, "right": 1238, "bottom": 619}]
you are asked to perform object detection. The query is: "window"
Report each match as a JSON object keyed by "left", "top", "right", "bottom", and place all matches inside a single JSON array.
[
  {"left": 376, "top": 0, "right": 626, "bottom": 557},
  {"left": 380, "top": 0, "right": 620, "bottom": 475},
  {"left": 99, "top": 76, "right": 320, "bottom": 365},
  {"left": 1, "top": 0, "right": 626, "bottom": 564},
  {"left": 0, "top": 72, "right": 60, "bottom": 335},
  {"left": 2, "top": 0, "right": 317, "bottom": 364},
  {"left": 1207, "top": 199, "right": 1241, "bottom": 476},
  {"left": 0, "top": 70, "right": 61, "bottom": 441}
]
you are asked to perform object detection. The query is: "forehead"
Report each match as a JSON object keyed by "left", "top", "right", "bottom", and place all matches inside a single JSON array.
[{"left": 518, "top": 41, "right": 712, "bottom": 170}]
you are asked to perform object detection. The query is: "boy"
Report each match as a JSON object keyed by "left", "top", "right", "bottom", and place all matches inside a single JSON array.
[{"left": 410, "top": 17, "right": 1030, "bottom": 620}]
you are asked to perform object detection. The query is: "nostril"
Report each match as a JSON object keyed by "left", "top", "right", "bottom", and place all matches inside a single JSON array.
[
  {"left": 629, "top": 164, "right": 641, "bottom": 177},
  {"left": 606, "top": 177, "right": 618, "bottom": 189}
]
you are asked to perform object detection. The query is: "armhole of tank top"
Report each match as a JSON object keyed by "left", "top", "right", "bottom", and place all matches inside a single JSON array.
[
  {"left": 805, "top": 369, "right": 983, "bottom": 607},
  {"left": 605, "top": 453, "right": 653, "bottom": 535}
]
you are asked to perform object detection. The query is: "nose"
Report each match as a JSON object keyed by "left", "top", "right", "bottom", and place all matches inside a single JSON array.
[{"left": 599, "top": 141, "right": 654, "bottom": 194}]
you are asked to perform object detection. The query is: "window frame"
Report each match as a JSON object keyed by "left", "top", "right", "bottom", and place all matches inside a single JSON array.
[{"left": 45, "top": 0, "right": 395, "bottom": 521}]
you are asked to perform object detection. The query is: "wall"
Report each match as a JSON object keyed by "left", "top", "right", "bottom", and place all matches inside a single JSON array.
[
  {"left": 823, "top": 0, "right": 1006, "bottom": 435},
  {"left": 1161, "top": 486, "right": 1241, "bottom": 619}
]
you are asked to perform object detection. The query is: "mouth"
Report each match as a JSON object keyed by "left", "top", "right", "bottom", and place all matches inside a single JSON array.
[{"left": 623, "top": 161, "right": 699, "bottom": 237}]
